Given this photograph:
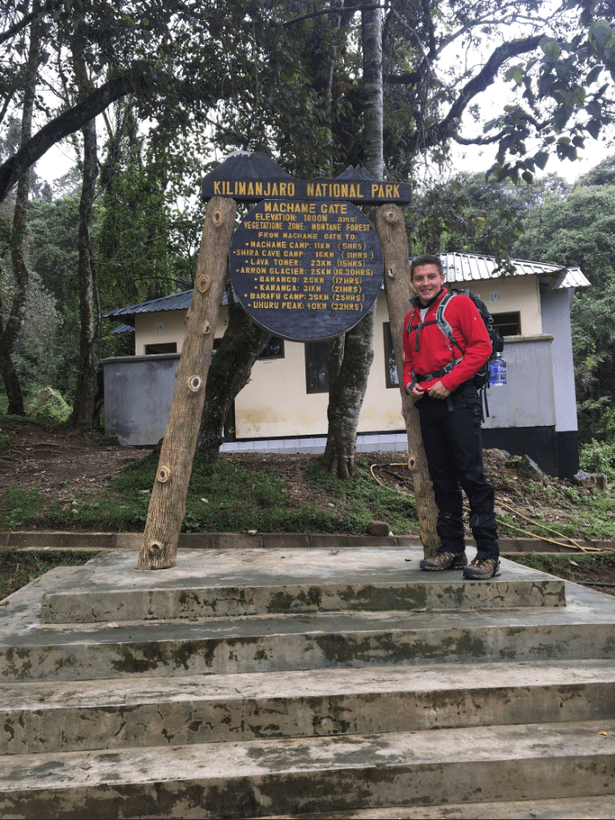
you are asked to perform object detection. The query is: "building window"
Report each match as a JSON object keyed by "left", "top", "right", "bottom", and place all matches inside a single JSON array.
[
  {"left": 383, "top": 323, "right": 399, "bottom": 388},
  {"left": 145, "top": 342, "right": 177, "bottom": 355},
  {"left": 258, "top": 337, "right": 285, "bottom": 359},
  {"left": 305, "top": 339, "right": 331, "bottom": 393},
  {"left": 491, "top": 311, "right": 521, "bottom": 336}
]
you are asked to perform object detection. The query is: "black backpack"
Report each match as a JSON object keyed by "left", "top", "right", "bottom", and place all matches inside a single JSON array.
[
  {"left": 435, "top": 289, "right": 504, "bottom": 390},
  {"left": 407, "top": 288, "right": 504, "bottom": 416}
]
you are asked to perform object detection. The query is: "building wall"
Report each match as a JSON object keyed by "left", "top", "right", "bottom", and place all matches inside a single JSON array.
[
  {"left": 481, "top": 335, "right": 555, "bottom": 429},
  {"left": 234, "top": 294, "right": 403, "bottom": 439},
  {"left": 103, "top": 353, "right": 180, "bottom": 447},
  {"left": 134, "top": 306, "right": 229, "bottom": 354},
  {"left": 538, "top": 286, "right": 580, "bottom": 478},
  {"left": 106, "top": 281, "right": 551, "bottom": 443},
  {"left": 103, "top": 274, "right": 579, "bottom": 476},
  {"left": 539, "top": 287, "right": 577, "bottom": 433},
  {"left": 470, "top": 274, "right": 542, "bottom": 336}
]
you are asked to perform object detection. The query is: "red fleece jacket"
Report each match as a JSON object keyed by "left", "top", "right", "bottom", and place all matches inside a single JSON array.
[{"left": 402, "top": 288, "right": 491, "bottom": 393}]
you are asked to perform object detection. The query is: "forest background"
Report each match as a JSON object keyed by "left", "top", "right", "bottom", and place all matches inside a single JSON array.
[{"left": 2, "top": 0, "right": 615, "bottom": 485}]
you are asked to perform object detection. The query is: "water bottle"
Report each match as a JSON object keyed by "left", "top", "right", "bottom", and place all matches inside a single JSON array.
[{"left": 489, "top": 352, "right": 507, "bottom": 386}]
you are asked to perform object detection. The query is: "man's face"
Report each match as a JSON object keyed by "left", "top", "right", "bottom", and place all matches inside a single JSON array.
[{"left": 411, "top": 264, "right": 445, "bottom": 306}]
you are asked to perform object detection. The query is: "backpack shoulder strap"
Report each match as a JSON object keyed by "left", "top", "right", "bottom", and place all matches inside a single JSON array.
[{"left": 436, "top": 292, "right": 463, "bottom": 353}]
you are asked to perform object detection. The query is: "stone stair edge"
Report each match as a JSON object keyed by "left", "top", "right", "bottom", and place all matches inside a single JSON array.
[
  {"left": 2, "top": 719, "right": 615, "bottom": 819},
  {"left": 259, "top": 794, "right": 615, "bottom": 820},
  {"left": 3, "top": 660, "right": 615, "bottom": 756},
  {"left": 1, "top": 530, "right": 611, "bottom": 553},
  {"left": 3, "top": 612, "right": 615, "bottom": 682}
]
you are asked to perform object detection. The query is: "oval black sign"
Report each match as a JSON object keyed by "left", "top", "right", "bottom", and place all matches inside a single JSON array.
[{"left": 230, "top": 199, "right": 383, "bottom": 341}]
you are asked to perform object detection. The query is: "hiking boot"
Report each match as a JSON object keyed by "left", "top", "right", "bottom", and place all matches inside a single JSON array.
[
  {"left": 419, "top": 551, "right": 467, "bottom": 571},
  {"left": 463, "top": 557, "right": 501, "bottom": 580}
]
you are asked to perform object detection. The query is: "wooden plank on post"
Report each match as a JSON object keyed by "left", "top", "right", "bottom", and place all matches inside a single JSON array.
[
  {"left": 374, "top": 204, "right": 440, "bottom": 558},
  {"left": 137, "top": 197, "right": 237, "bottom": 570}
]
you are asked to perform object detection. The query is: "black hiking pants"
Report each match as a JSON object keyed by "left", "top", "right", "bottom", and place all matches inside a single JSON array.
[{"left": 416, "top": 383, "right": 499, "bottom": 561}]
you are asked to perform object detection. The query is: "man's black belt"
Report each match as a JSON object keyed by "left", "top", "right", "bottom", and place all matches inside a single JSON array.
[{"left": 414, "top": 357, "right": 463, "bottom": 383}]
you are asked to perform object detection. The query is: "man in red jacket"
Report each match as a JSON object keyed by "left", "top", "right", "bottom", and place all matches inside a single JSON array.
[{"left": 403, "top": 254, "right": 500, "bottom": 580}]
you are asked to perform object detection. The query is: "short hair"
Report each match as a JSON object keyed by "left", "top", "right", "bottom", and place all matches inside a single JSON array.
[{"left": 410, "top": 254, "right": 444, "bottom": 280}]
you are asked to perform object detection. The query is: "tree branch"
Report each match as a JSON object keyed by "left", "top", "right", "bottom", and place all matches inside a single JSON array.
[
  {"left": 283, "top": 2, "right": 383, "bottom": 27},
  {"left": 441, "top": 34, "right": 542, "bottom": 125},
  {"left": 0, "top": 61, "right": 217, "bottom": 205},
  {"left": 0, "top": 0, "right": 63, "bottom": 47},
  {"left": 398, "top": 34, "right": 543, "bottom": 153}
]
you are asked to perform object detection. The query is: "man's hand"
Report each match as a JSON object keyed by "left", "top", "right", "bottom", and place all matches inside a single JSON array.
[
  {"left": 427, "top": 380, "right": 450, "bottom": 399},
  {"left": 408, "top": 383, "right": 425, "bottom": 397}
]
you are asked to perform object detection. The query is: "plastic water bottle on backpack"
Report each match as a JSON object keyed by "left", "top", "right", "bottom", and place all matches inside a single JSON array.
[{"left": 489, "top": 352, "right": 507, "bottom": 386}]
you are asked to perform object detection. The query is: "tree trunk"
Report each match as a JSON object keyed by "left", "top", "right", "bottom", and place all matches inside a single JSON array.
[
  {"left": 361, "top": 5, "right": 384, "bottom": 180},
  {"left": 0, "top": 293, "right": 25, "bottom": 415},
  {"left": 0, "top": 1, "right": 41, "bottom": 415},
  {"left": 196, "top": 287, "right": 271, "bottom": 464},
  {"left": 138, "top": 197, "right": 236, "bottom": 570},
  {"left": 322, "top": 308, "right": 376, "bottom": 479},
  {"left": 70, "top": 116, "right": 99, "bottom": 429},
  {"left": 322, "top": 5, "right": 384, "bottom": 478},
  {"left": 375, "top": 204, "right": 440, "bottom": 557}
]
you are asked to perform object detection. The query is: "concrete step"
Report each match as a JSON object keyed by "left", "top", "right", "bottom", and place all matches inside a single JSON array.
[
  {"left": 2, "top": 586, "right": 615, "bottom": 682},
  {"left": 2, "top": 659, "right": 615, "bottom": 755},
  {"left": 265, "top": 794, "right": 615, "bottom": 819},
  {"left": 38, "top": 549, "right": 566, "bottom": 624},
  {"left": 1, "top": 719, "right": 614, "bottom": 819}
]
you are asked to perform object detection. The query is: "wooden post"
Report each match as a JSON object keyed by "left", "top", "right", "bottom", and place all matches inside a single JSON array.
[
  {"left": 137, "top": 197, "right": 236, "bottom": 570},
  {"left": 375, "top": 204, "right": 440, "bottom": 558}
]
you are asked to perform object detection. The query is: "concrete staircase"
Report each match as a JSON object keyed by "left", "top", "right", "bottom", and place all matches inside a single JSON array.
[{"left": 1, "top": 546, "right": 614, "bottom": 819}]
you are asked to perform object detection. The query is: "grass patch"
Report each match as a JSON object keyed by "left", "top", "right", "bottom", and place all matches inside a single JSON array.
[
  {"left": 507, "top": 551, "right": 615, "bottom": 579},
  {"left": 0, "top": 453, "right": 419, "bottom": 536},
  {"left": 305, "top": 457, "right": 417, "bottom": 534},
  {"left": 0, "top": 550, "right": 93, "bottom": 599},
  {"left": 0, "top": 488, "right": 44, "bottom": 531},
  {"left": 497, "top": 488, "right": 615, "bottom": 543}
]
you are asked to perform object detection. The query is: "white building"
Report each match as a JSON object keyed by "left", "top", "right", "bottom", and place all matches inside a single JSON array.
[{"left": 102, "top": 253, "right": 589, "bottom": 478}]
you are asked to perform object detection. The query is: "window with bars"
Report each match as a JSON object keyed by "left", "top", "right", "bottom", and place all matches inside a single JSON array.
[
  {"left": 383, "top": 323, "right": 399, "bottom": 388},
  {"left": 305, "top": 339, "right": 332, "bottom": 393},
  {"left": 491, "top": 311, "right": 521, "bottom": 336}
]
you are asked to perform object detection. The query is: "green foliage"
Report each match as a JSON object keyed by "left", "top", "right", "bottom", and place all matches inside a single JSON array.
[
  {"left": 508, "top": 160, "right": 615, "bottom": 445},
  {"left": 30, "top": 390, "right": 71, "bottom": 423},
  {"left": 27, "top": 195, "right": 80, "bottom": 311},
  {"left": 96, "top": 105, "right": 195, "bottom": 307},
  {"left": 579, "top": 439, "right": 615, "bottom": 483},
  {"left": 487, "top": 4, "right": 615, "bottom": 183},
  {"left": 24, "top": 197, "right": 82, "bottom": 396}
]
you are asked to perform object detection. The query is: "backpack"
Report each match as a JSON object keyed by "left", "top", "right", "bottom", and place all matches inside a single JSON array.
[
  {"left": 436, "top": 289, "right": 504, "bottom": 390},
  {"left": 407, "top": 288, "right": 504, "bottom": 415}
]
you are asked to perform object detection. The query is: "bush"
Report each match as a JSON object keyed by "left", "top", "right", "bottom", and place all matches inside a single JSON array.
[
  {"left": 29, "top": 388, "right": 71, "bottom": 423},
  {"left": 579, "top": 439, "right": 615, "bottom": 483}
]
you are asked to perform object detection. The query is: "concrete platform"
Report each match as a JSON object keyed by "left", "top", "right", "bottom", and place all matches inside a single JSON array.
[
  {"left": 3, "top": 551, "right": 614, "bottom": 683},
  {"left": 38, "top": 547, "right": 566, "bottom": 623},
  {"left": 1, "top": 546, "right": 614, "bottom": 818}
]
